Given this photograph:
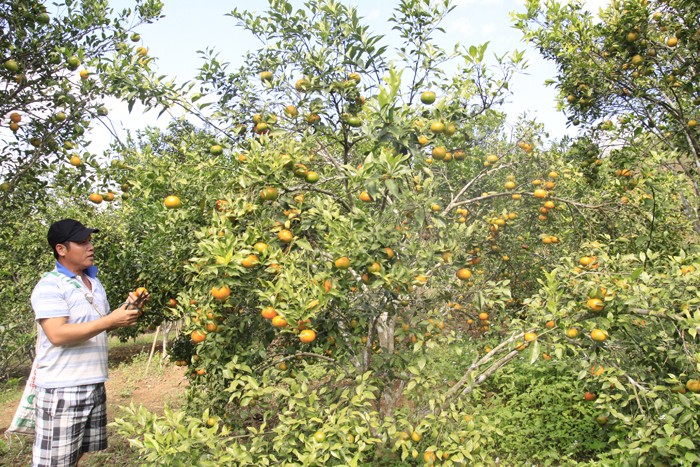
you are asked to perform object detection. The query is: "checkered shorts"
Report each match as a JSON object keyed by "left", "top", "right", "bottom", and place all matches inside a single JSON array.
[{"left": 32, "top": 383, "right": 107, "bottom": 467}]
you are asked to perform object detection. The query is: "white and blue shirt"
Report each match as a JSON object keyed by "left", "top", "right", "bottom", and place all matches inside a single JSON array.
[{"left": 31, "top": 262, "right": 111, "bottom": 388}]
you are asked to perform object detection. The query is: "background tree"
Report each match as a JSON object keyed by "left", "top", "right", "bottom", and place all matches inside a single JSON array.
[{"left": 514, "top": 0, "right": 700, "bottom": 234}]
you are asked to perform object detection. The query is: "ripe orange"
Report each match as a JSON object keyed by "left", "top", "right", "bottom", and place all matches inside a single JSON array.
[
  {"left": 260, "top": 71, "right": 273, "bottom": 81},
  {"left": 164, "top": 195, "right": 181, "bottom": 209},
  {"left": 414, "top": 275, "right": 427, "bottom": 286},
  {"left": 367, "top": 262, "right": 381, "bottom": 273},
  {"left": 70, "top": 156, "right": 81, "bottom": 166},
  {"left": 191, "top": 330, "right": 206, "bottom": 343},
  {"left": 271, "top": 316, "right": 287, "bottom": 328},
  {"left": 515, "top": 342, "right": 526, "bottom": 351},
  {"left": 587, "top": 298, "right": 604, "bottom": 312},
  {"left": 211, "top": 285, "right": 230, "bottom": 301},
  {"left": 524, "top": 332, "right": 537, "bottom": 342},
  {"left": 278, "top": 229, "right": 293, "bottom": 243},
  {"left": 360, "top": 191, "right": 372, "bottom": 202},
  {"left": 584, "top": 392, "right": 596, "bottom": 401},
  {"left": 418, "top": 136, "right": 428, "bottom": 145},
  {"left": 335, "top": 257, "right": 351, "bottom": 269},
  {"left": 456, "top": 269, "right": 472, "bottom": 281},
  {"left": 545, "top": 320, "right": 555, "bottom": 328},
  {"left": 478, "top": 312, "right": 488, "bottom": 320},
  {"left": 89, "top": 193, "right": 103, "bottom": 204},
  {"left": 505, "top": 181, "right": 515, "bottom": 190},
  {"left": 384, "top": 247, "right": 394, "bottom": 259},
  {"left": 566, "top": 328, "right": 579, "bottom": 338},
  {"left": 534, "top": 189, "right": 547, "bottom": 198},
  {"left": 544, "top": 200, "right": 555, "bottom": 209},
  {"left": 9, "top": 112, "right": 21, "bottom": 123},
  {"left": 591, "top": 329, "right": 606, "bottom": 341},
  {"left": 299, "top": 329, "right": 316, "bottom": 343},
  {"left": 295, "top": 78, "right": 311, "bottom": 92},
  {"left": 687, "top": 380, "right": 700, "bottom": 393},
  {"left": 580, "top": 256, "right": 594, "bottom": 266},
  {"left": 591, "top": 365, "right": 604, "bottom": 376},
  {"left": 411, "top": 431, "right": 422, "bottom": 442},
  {"left": 241, "top": 254, "right": 260, "bottom": 268}
]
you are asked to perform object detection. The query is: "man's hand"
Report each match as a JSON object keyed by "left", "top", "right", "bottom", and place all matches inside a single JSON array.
[
  {"left": 127, "top": 291, "right": 151, "bottom": 310},
  {"left": 109, "top": 302, "right": 141, "bottom": 328}
]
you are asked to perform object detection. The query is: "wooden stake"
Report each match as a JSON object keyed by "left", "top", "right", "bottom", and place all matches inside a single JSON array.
[{"left": 144, "top": 326, "right": 160, "bottom": 377}]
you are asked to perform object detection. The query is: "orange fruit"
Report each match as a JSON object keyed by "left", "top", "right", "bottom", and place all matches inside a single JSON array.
[
  {"left": 456, "top": 269, "right": 472, "bottom": 281},
  {"left": 584, "top": 392, "right": 597, "bottom": 401},
  {"left": 164, "top": 195, "right": 181, "bottom": 209},
  {"left": 299, "top": 329, "right": 316, "bottom": 343},
  {"left": 478, "top": 312, "right": 488, "bottom": 320},
  {"left": 534, "top": 189, "right": 547, "bottom": 198},
  {"left": 335, "top": 257, "right": 351, "bottom": 269},
  {"left": 566, "top": 328, "right": 579, "bottom": 338},
  {"left": 191, "top": 330, "right": 206, "bottom": 343},
  {"left": 211, "top": 285, "right": 230, "bottom": 301},
  {"left": 272, "top": 316, "right": 287, "bottom": 328},
  {"left": 587, "top": 298, "right": 604, "bottom": 312},
  {"left": 591, "top": 329, "right": 606, "bottom": 341},
  {"left": 89, "top": 193, "right": 103, "bottom": 204},
  {"left": 278, "top": 229, "right": 293, "bottom": 243},
  {"left": 360, "top": 191, "right": 372, "bottom": 202},
  {"left": 241, "top": 254, "right": 260, "bottom": 268},
  {"left": 591, "top": 365, "right": 604, "bottom": 376},
  {"left": 524, "top": 332, "right": 537, "bottom": 342}
]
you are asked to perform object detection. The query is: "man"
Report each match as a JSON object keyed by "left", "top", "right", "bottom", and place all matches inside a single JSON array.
[{"left": 30, "top": 219, "right": 145, "bottom": 467}]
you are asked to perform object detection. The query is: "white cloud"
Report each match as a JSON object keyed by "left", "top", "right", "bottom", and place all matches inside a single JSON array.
[
  {"left": 365, "top": 8, "right": 381, "bottom": 20},
  {"left": 482, "top": 23, "right": 496, "bottom": 36},
  {"left": 448, "top": 17, "right": 474, "bottom": 35}
]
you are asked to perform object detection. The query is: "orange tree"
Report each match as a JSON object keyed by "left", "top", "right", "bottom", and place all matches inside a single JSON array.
[
  {"left": 514, "top": 0, "right": 700, "bottom": 235},
  {"left": 103, "top": 0, "right": 700, "bottom": 465},
  {"left": 0, "top": 0, "right": 190, "bottom": 367}
]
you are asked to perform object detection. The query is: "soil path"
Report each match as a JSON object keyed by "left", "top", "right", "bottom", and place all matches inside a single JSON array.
[{"left": 0, "top": 342, "right": 188, "bottom": 434}]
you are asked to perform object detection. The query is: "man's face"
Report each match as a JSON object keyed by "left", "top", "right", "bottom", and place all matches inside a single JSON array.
[{"left": 57, "top": 235, "right": 94, "bottom": 270}]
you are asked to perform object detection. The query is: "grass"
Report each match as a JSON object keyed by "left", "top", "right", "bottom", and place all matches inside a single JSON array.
[{"left": 108, "top": 331, "right": 159, "bottom": 349}]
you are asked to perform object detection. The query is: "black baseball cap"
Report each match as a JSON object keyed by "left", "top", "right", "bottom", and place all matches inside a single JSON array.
[{"left": 47, "top": 219, "right": 99, "bottom": 249}]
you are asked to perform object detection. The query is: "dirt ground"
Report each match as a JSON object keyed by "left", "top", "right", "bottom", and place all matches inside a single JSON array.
[{"left": 0, "top": 342, "right": 188, "bottom": 435}]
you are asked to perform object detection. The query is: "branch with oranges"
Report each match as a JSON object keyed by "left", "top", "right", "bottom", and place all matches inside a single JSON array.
[{"left": 257, "top": 352, "right": 352, "bottom": 377}]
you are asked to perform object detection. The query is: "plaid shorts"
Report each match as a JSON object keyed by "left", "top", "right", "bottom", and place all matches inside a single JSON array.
[{"left": 32, "top": 383, "right": 108, "bottom": 467}]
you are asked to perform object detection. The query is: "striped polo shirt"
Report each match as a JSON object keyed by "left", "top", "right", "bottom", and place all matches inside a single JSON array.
[{"left": 31, "top": 262, "right": 111, "bottom": 388}]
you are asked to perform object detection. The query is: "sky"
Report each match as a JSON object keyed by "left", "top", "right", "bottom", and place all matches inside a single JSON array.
[{"left": 90, "top": 0, "right": 613, "bottom": 156}]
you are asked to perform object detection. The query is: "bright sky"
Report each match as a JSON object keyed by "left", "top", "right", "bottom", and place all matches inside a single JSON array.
[{"left": 93, "top": 0, "right": 612, "bottom": 157}]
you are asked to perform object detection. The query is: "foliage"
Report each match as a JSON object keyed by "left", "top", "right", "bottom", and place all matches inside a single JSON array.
[{"left": 514, "top": 0, "right": 700, "bottom": 234}]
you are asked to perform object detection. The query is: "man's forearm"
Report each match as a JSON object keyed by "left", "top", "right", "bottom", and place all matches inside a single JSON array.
[{"left": 42, "top": 315, "right": 114, "bottom": 346}]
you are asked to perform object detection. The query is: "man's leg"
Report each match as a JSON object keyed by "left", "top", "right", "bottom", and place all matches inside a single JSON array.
[{"left": 32, "top": 385, "right": 102, "bottom": 467}]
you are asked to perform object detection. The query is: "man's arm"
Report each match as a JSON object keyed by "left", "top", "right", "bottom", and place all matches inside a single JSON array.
[{"left": 40, "top": 303, "right": 140, "bottom": 347}]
